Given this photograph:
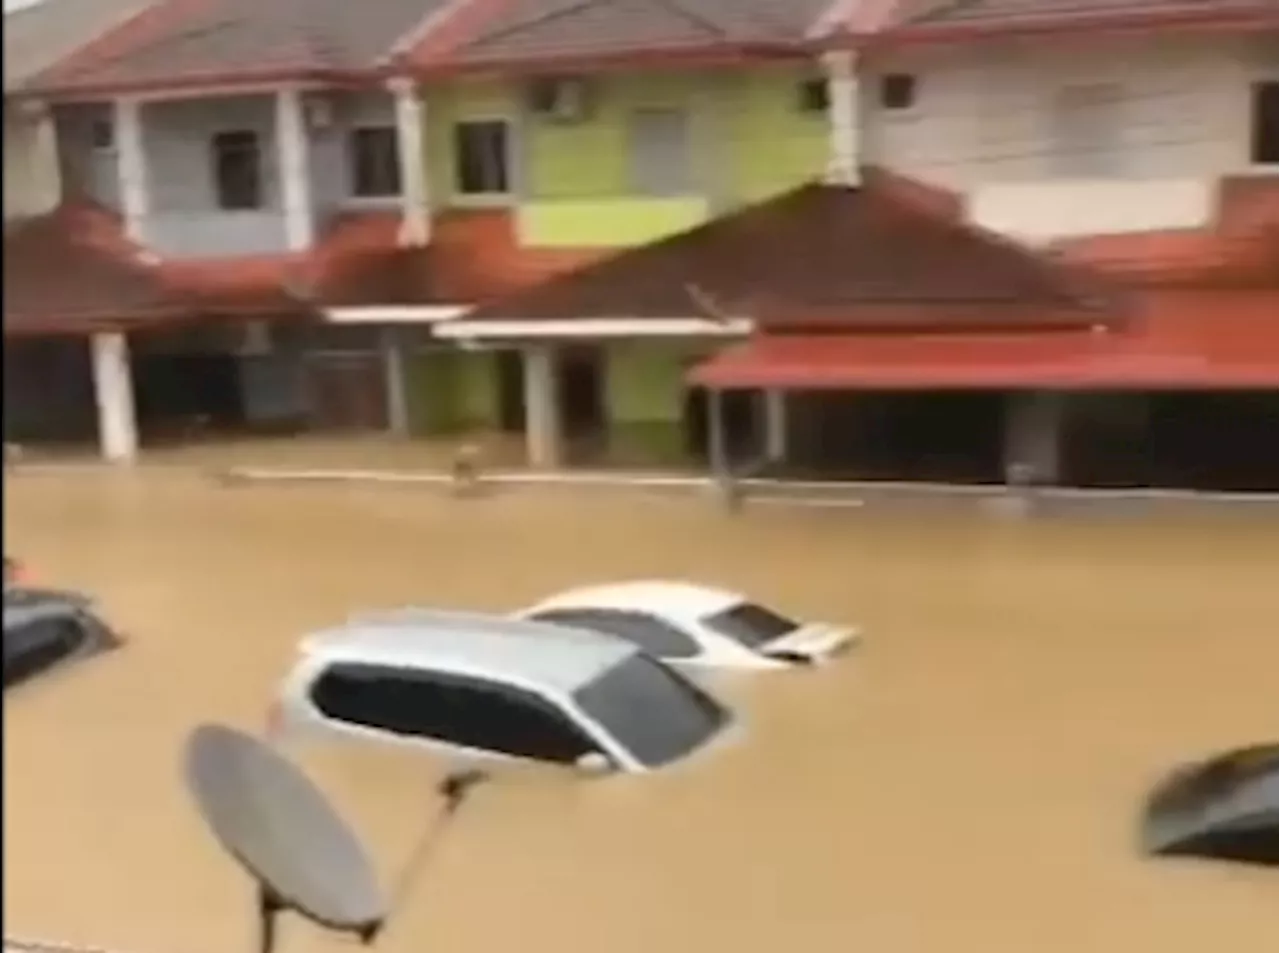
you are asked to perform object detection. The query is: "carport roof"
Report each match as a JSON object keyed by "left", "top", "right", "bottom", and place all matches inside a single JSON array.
[{"left": 454, "top": 175, "right": 1119, "bottom": 334}]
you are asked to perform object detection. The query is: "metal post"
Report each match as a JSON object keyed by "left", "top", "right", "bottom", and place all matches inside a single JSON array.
[{"left": 706, "top": 388, "right": 741, "bottom": 512}]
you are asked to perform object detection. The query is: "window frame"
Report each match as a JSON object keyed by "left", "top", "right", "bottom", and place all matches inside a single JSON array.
[
  {"left": 625, "top": 106, "right": 694, "bottom": 197},
  {"left": 879, "top": 73, "right": 918, "bottom": 111},
  {"left": 450, "top": 117, "right": 515, "bottom": 203},
  {"left": 529, "top": 608, "right": 702, "bottom": 659},
  {"left": 210, "top": 128, "right": 265, "bottom": 211},
  {"left": 307, "top": 661, "right": 615, "bottom": 766},
  {"left": 1048, "top": 82, "right": 1125, "bottom": 178},
  {"left": 346, "top": 125, "right": 403, "bottom": 200},
  {"left": 1248, "top": 78, "right": 1278, "bottom": 168}
]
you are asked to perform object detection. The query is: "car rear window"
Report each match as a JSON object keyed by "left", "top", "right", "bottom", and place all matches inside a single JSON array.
[
  {"left": 700, "top": 602, "right": 800, "bottom": 648},
  {"left": 572, "top": 654, "right": 730, "bottom": 769}
]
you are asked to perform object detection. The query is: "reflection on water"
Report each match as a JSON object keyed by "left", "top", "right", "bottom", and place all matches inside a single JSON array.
[{"left": 3, "top": 469, "right": 1276, "bottom": 953}]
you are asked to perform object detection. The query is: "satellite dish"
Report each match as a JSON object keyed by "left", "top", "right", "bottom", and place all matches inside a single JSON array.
[
  {"left": 184, "top": 724, "right": 388, "bottom": 952},
  {"left": 1141, "top": 742, "right": 1278, "bottom": 867}
]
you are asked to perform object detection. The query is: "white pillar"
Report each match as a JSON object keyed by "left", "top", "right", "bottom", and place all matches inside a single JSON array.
[
  {"left": 523, "top": 346, "right": 562, "bottom": 469},
  {"left": 1004, "top": 391, "right": 1064, "bottom": 485},
  {"left": 763, "top": 388, "right": 788, "bottom": 461},
  {"left": 114, "top": 97, "right": 149, "bottom": 243},
  {"left": 389, "top": 78, "right": 431, "bottom": 246},
  {"left": 381, "top": 328, "right": 409, "bottom": 436},
  {"left": 90, "top": 330, "right": 139, "bottom": 464},
  {"left": 275, "top": 88, "right": 315, "bottom": 251},
  {"left": 822, "top": 52, "right": 859, "bottom": 187}
]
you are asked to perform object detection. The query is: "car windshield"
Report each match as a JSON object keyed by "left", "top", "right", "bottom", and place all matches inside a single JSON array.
[
  {"left": 700, "top": 601, "right": 801, "bottom": 648},
  {"left": 572, "top": 653, "right": 730, "bottom": 769}
]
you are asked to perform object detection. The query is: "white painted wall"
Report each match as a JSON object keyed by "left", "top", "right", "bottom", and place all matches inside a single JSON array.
[
  {"left": 861, "top": 32, "right": 1278, "bottom": 240},
  {"left": 3, "top": 105, "right": 59, "bottom": 219}
]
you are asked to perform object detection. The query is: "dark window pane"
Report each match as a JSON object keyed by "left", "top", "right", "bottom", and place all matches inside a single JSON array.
[
  {"left": 453, "top": 120, "right": 510, "bottom": 195},
  {"left": 1250, "top": 81, "right": 1277, "bottom": 165},
  {"left": 798, "top": 79, "right": 829, "bottom": 113},
  {"left": 573, "top": 655, "right": 729, "bottom": 768},
  {"left": 211, "top": 130, "right": 263, "bottom": 210},
  {"left": 701, "top": 602, "right": 799, "bottom": 648},
  {"left": 880, "top": 74, "right": 917, "bottom": 110},
  {"left": 532, "top": 609, "right": 700, "bottom": 658},
  {"left": 349, "top": 126, "right": 402, "bottom": 198},
  {"left": 311, "top": 663, "right": 597, "bottom": 763},
  {"left": 3, "top": 616, "right": 88, "bottom": 687}
]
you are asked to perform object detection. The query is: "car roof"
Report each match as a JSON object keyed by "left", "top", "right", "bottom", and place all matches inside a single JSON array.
[
  {"left": 3, "top": 586, "right": 93, "bottom": 628},
  {"left": 300, "top": 608, "right": 639, "bottom": 695},
  {"left": 523, "top": 580, "right": 745, "bottom": 621}
]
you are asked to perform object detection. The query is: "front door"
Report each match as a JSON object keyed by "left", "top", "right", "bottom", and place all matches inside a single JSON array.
[{"left": 304, "top": 355, "right": 388, "bottom": 432}]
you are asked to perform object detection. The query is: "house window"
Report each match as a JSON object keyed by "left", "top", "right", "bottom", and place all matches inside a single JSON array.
[
  {"left": 452, "top": 119, "right": 511, "bottom": 196},
  {"left": 1250, "top": 80, "right": 1277, "bottom": 165},
  {"left": 1050, "top": 83, "right": 1123, "bottom": 177},
  {"left": 348, "top": 126, "right": 402, "bottom": 198},
  {"left": 89, "top": 118, "right": 115, "bottom": 151},
  {"left": 626, "top": 108, "right": 692, "bottom": 196},
  {"left": 798, "top": 78, "right": 829, "bottom": 113},
  {"left": 880, "top": 74, "right": 917, "bottom": 110},
  {"left": 211, "top": 129, "right": 263, "bottom": 210}
]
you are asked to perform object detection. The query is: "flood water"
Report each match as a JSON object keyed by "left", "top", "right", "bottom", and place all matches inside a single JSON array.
[{"left": 4, "top": 469, "right": 1276, "bottom": 953}]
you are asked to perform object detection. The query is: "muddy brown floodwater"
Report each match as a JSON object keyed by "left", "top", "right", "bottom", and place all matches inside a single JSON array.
[{"left": 3, "top": 469, "right": 1277, "bottom": 953}]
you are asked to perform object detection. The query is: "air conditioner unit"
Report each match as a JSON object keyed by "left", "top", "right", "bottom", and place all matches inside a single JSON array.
[
  {"left": 527, "top": 77, "right": 593, "bottom": 124},
  {"left": 239, "top": 320, "right": 273, "bottom": 356},
  {"left": 303, "top": 96, "right": 335, "bottom": 130}
]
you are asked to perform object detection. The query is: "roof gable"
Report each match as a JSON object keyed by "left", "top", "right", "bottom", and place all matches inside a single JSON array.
[
  {"left": 26, "top": 0, "right": 459, "bottom": 97},
  {"left": 403, "top": 0, "right": 836, "bottom": 71},
  {"left": 459, "top": 176, "right": 1115, "bottom": 331}
]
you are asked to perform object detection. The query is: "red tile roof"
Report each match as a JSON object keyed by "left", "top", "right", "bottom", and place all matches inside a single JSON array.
[
  {"left": 3, "top": 204, "right": 448, "bottom": 335},
  {"left": 459, "top": 174, "right": 1120, "bottom": 331},
  {"left": 26, "top": 0, "right": 460, "bottom": 98},
  {"left": 850, "top": 0, "right": 1277, "bottom": 41},
  {"left": 5, "top": 204, "right": 190, "bottom": 334},
  {"left": 691, "top": 288, "right": 1278, "bottom": 390},
  {"left": 402, "top": 0, "right": 836, "bottom": 73},
  {"left": 1057, "top": 176, "right": 1278, "bottom": 289}
]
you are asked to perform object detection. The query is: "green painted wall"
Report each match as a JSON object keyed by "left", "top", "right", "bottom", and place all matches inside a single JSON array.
[
  {"left": 422, "top": 66, "right": 829, "bottom": 247},
  {"left": 605, "top": 342, "right": 708, "bottom": 463},
  {"left": 406, "top": 349, "right": 501, "bottom": 434}
]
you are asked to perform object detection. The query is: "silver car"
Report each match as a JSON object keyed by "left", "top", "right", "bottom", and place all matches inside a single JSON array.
[{"left": 268, "top": 609, "right": 738, "bottom": 776}]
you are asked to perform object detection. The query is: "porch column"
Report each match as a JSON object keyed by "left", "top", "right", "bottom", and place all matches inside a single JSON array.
[
  {"left": 389, "top": 78, "right": 431, "bottom": 247},
  {"left": 114, "top": 97, "right": 149, "bottom": 243},
  {"left": 822, "top": 52, "right": 860, "bottom": 186},
  {"left": 381, "top": 327, "right": 410, "bottom": 436},
  {"left": 762, "top": 388, "right": 788, "bottom": 462},
  {"left": 523, "top": 345, "right": 562, "bottom": 469},
  {"left": 275, "top": 88, "right": 315, "bottom": 251},
  {"left": 90, "top": 330, "right": 139, "bottom": 463},
  {"left": 1003, "top": 391, "right": 1064, "bottom": 486},
  {"left": 706, "top": 388, "right": 728, "bottom": 476}
]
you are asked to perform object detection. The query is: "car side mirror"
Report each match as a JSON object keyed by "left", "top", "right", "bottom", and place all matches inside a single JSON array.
[{"left": 574, "top": 751, "right": 614, "bottom": 776}]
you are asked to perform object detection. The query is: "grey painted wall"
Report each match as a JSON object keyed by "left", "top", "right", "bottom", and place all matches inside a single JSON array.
[{"left": 55, "top": 88, "right": 404, "bottom": 259}]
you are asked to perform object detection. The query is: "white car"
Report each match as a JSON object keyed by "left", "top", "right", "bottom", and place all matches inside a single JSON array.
[
  {"left": 268, "top": 608, "right": 737, "bottom": 776},
  {"left": 516, "top": 581, "right": 859, "bottom": 671}
]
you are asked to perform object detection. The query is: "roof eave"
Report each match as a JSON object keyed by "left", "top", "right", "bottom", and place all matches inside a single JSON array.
[
  {"left": 404, "top": 40, "right": 815, "bottom": 79},
  {"left": 827, "top": 8, "right": 1278, "bottom": 50},
  {"left": 26, "top": 64, "right": 393, "bottom": 103}
]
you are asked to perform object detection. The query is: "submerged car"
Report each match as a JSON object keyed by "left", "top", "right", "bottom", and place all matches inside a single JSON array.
[
  {"left": 516, "top": 581, "right": 860, "bottom": 670},
  {"left": 1141, "top": 743, "right": 1277, "bottom": 867},
  {"left": 3, "top": 586, "right": 122, "bottom": 689},
  {"left": 269, "top": 608, "right": 737, "bottom": 776}
]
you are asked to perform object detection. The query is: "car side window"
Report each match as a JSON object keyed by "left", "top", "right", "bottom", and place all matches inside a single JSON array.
[
  {"left": 3, "top": 615, "right": 89, "bottom": 686},
  {"left": 531, "top": 609, "right": 701, "bottom": 659},
  {"left": 310, "top": 663, "right": 601, "bottom": 764}
]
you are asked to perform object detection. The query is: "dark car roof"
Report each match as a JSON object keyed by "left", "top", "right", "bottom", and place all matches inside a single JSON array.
[{"left": 3, "top": 586, "right": 93, "bottom": 628}]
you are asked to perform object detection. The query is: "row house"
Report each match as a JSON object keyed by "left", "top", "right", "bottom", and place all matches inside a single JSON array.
[{"left": 4, "top": 0, "right": 1276, "bottom": 486}]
